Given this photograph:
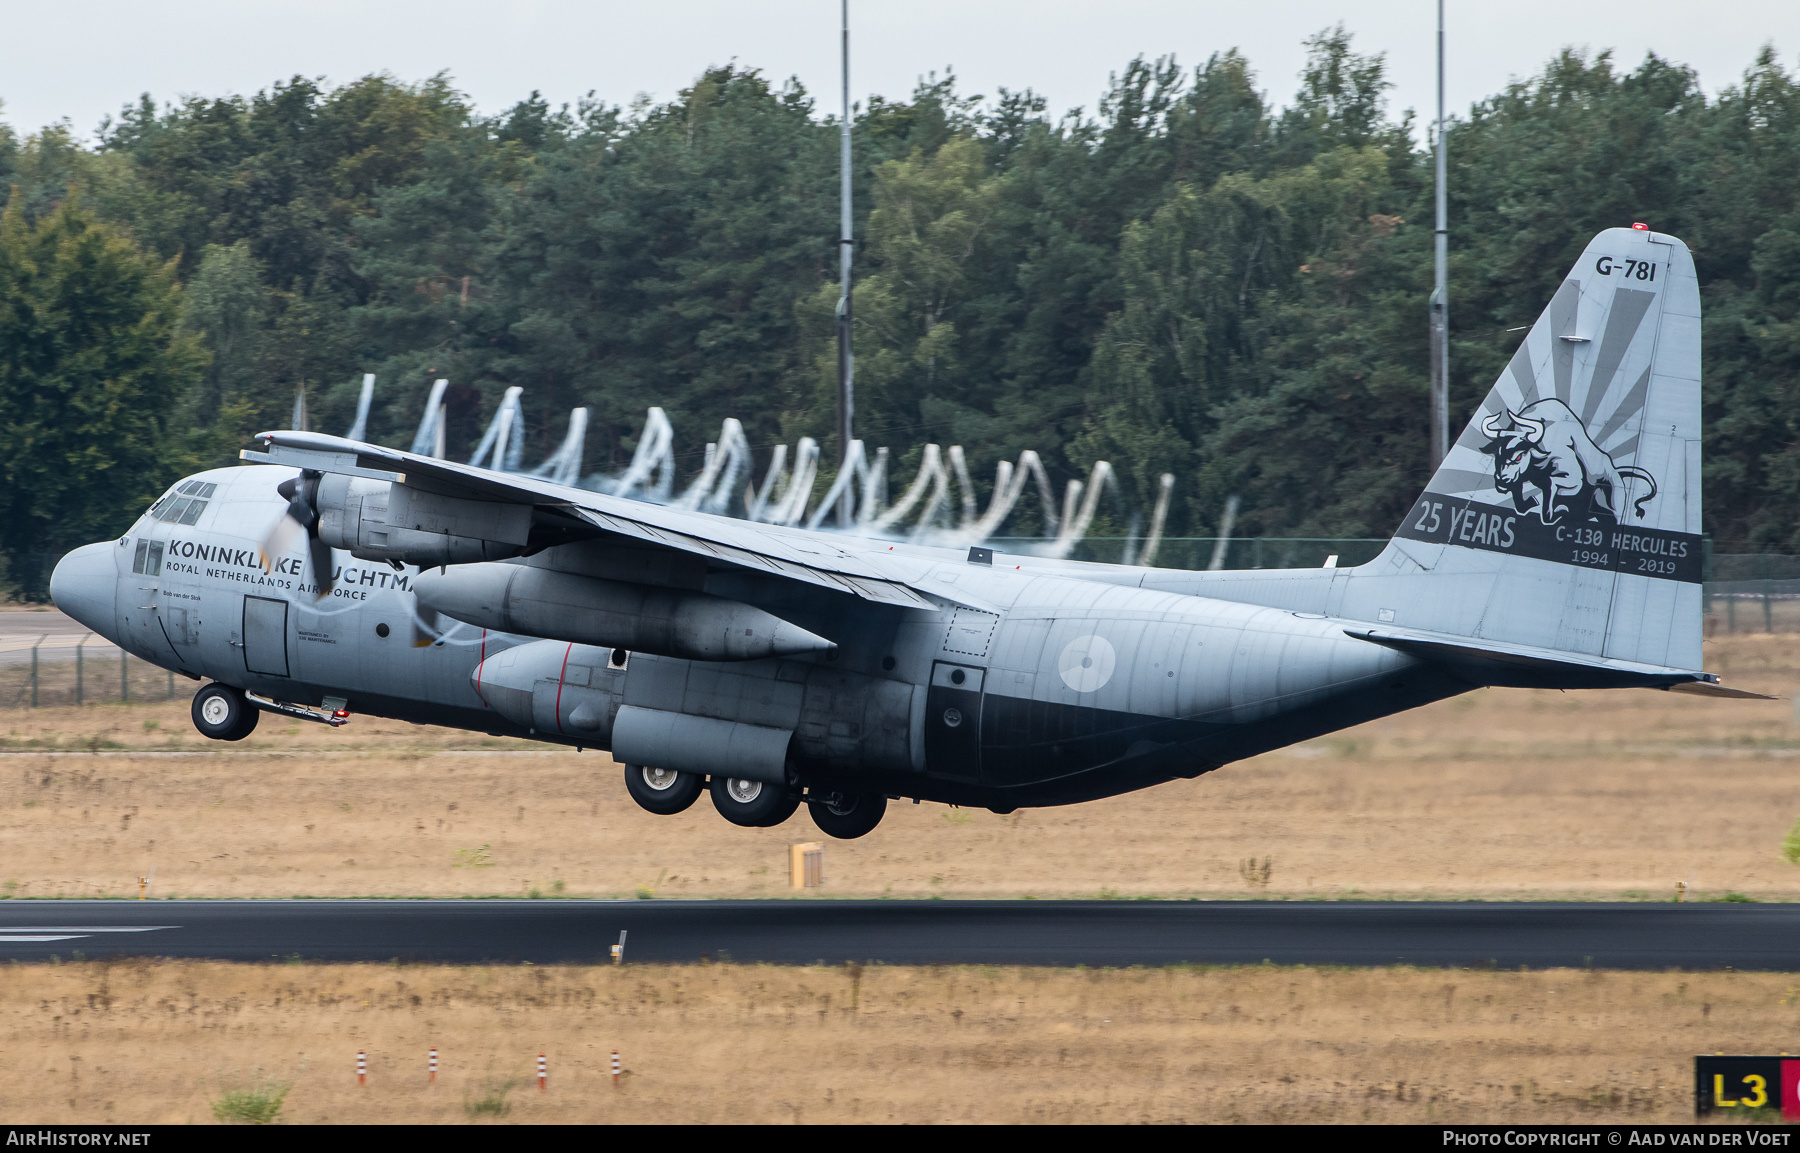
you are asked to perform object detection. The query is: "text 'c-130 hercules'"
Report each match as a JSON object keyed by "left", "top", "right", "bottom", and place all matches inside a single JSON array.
[{"left": 47, "top": 227, "right": 1771, "bottom": 841}]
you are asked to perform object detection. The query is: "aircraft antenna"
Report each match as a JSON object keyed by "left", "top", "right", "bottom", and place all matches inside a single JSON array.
[
  {"left": 834, "top": 0, "right": 856, "bottom": 526},
  {"left": 1429, "top": 0, "right": 1450, "bottom": 468}
]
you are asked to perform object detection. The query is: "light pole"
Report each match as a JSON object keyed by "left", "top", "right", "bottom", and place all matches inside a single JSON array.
[
  {"left": 1429, "top": 0, "right": 1450, "bottom": 469},
  {"left": 835, "top": 0, "right": 856, "bottom": 525}
]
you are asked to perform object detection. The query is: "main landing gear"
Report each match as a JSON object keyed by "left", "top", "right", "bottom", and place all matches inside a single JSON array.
[
  {"left": 807, "top": 792, "right": 887, "bottom": 839},
  {"left": 622, "top": 764, "right": 705, "bottom": 815},
  {"left": 710, "top": 775, "right": 801, "bottom": 828},
  {"left": 191, "top": 683, "right": 259, "bottom": 741},
  {"left": 620, "top": 763, "right": 890, "bottom": 838}
]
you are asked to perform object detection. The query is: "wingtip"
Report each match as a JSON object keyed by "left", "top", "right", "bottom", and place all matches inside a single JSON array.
[{"left": 1666, "top": 680, "right": 1777, "bottom": 700}]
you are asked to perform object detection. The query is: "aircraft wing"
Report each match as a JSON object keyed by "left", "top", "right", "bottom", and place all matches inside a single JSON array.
[{"left": 242, "top": 431, "right": 949, "bottom": 612}]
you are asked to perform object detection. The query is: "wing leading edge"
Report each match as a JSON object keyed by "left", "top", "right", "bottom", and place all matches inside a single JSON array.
[{"left": 242, "top": 431, "right": 943, "bottom": 611}]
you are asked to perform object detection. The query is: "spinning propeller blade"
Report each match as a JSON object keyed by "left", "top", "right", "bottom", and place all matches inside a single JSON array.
[
  {"left": 411, "top": 605, "right": 443, "bottom": 648},
  {"left": 261, "top": 470, "right": 336, "bottom": 599}
]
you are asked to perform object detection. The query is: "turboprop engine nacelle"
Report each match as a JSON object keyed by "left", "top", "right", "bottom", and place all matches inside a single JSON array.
[
  {"left": 316, "top": 477, "right": 531, "bottom": 567},
  {"left": 414, "top": 562, "right": 836, "bottom": 662},
  {"left": 472, "top": 640, "right": 794, "bottom": 784}
]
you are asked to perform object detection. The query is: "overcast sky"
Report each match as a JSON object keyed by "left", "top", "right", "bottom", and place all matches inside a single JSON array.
[{"left": 5, "top": 1, "right": 1799, "bottom": 141}]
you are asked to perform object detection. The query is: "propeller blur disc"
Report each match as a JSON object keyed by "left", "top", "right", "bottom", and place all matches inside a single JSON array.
[{"left": 259, "top": 470, "right": 336, "bottom": 599}]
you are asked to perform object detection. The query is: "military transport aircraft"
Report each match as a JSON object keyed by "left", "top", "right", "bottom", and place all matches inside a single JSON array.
[{"left": 50, "top": 227, "right": 1766, "bottom": 839}]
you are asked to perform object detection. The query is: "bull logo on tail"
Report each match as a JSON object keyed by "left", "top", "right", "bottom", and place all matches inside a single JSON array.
[{"left": 1479, "top": 399, "right": 1656, "bottom": 526}]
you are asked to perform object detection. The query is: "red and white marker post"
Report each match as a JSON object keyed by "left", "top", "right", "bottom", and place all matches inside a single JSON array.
[
  {"left": 357, "top": 1049, "right": 366, "bottom": 1085},
  {"left": 537, "top": 1052, "right": 547, "bottom": 1092},
  {"left": 428, "top": 1047, "right": 438, "bottom": 1084}
]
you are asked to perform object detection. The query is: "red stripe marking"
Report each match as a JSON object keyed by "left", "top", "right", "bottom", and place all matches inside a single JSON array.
[
  {"left": 553, "top": 643, "right": 572, "bottom": 734},
  {"left": 473, "top": 629, "right": 490, "bottom": 707}
]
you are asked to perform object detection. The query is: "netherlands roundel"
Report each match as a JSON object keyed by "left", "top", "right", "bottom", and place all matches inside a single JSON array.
[{"left": 1058, "top": 634, "right": 1117, "bottom": 693}]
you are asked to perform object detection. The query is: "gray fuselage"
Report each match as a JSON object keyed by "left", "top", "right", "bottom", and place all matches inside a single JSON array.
[{"left": 54, "top": 464, "right": 1459, "bottom": 808}]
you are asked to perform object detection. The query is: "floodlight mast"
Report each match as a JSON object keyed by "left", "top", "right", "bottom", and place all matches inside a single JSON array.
[
  {"left": 835, "top": 0, "right": 856, "bottom": 525},
  {"left": 1429, "top": 0, "right": 1450, "bottom": 468}
]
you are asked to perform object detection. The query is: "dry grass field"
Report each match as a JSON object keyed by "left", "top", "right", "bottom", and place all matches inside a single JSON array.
[
  {"left": 1, "top": 635, "right": 1796, "bottom": 902},
  {"left": 1, "top": 959, "right": 1793, "bottom": 1125},
  {"left": 2, "top": 637, "right": 1797, "bottom": 1127}
]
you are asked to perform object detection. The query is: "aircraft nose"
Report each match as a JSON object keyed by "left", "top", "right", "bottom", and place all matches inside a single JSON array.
[{"left": 49, "top": 542, "right": 119, "bottom": 635}]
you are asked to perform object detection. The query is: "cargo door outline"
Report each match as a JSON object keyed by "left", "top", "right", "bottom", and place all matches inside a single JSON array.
[
  {"left": 242, "top": 595, "right": 290, "bottom": 677},
  {"left": 923, "top": 661, "right": 984, "bottom": 780}
]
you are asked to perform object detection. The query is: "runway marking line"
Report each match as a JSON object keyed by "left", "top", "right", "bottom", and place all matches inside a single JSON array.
[
  {"left": 0, "top": 749, "right": 573, "bottom": 758},
  {"left": 0, "top": 926, "right": 177, "bottom": 943}
]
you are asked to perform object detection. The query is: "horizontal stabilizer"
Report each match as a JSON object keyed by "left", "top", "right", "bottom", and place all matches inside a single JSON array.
[
  {"left": 1664, "top": 681, "right": 1777, "bottom": 700},
  {"left": 1343, "top": 624, "right": 1756, "bottom": 694}
]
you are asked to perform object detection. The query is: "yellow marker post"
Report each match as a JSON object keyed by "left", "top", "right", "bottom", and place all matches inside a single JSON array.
[{"left": 790, "top": 843, "right": 823, "bottom": 890}]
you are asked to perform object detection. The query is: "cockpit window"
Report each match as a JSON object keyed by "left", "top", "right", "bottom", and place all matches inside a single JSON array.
[{"left": 148, "top": 479, "right": 214, "bottom": 524}]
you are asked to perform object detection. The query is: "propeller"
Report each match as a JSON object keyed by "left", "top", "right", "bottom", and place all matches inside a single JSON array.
[
  {"left": 261, "top": 470, "right": 337, "bottom": 599},
  {"left": 411, "top": 604, "right": 444, "bottom": 648}
]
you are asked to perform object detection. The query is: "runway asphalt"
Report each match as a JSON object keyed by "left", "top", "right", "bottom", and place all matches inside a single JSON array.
[
  {"left": 0, "top": 608, "right": 119, "bottom": 666},
  {"left": 2, "top": 899, "right": 1797, "bottom": 968}
]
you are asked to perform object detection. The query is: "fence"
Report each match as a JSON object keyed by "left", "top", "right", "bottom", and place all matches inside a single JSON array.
[
  {"left": 1705, "top": 553, "right": 1800, "bottom": 635},
  {"left": 989, "top": 536, "right": 1389, "bottom": 571},
  {"left": 1000, "top": 538, "right": 1800, "bottom": 635},
  {"left": 3, "top": 643, "right": 180, "bottom": 710},
  {"left": 1, "top": 542, "right": 1794, "bottom": 712}
]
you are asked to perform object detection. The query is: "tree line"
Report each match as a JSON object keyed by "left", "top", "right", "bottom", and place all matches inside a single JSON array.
[{"left": 3, "top": 29, "right": 1799, "bottom": 595}]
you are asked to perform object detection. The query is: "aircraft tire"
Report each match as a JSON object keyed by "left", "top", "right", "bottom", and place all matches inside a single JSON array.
[
  {"left": 623, "top": 764, "right": 704, "bottom": 815},
  {"left": 710, "top": 775, "right": 799, "bottom": 828},
  {"left": 191, "top": 683, "right": 259, "bottom": 742},
  {"left": 809, "top": 792, "right": 887, "bottom": 840}
]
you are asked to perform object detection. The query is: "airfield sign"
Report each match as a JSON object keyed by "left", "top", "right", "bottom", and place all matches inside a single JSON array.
[{"left": 1694, "top": 1055, "right": 1800, "bottom": 1119}]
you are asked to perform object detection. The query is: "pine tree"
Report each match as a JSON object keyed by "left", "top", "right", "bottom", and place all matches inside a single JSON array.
[{"left": 0, "top": 195, "right": 204, "bottom": 596}]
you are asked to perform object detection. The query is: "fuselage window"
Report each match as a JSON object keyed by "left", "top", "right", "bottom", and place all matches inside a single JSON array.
[{"left": 132, "top": 539, "right": 164, "bottom": 577}]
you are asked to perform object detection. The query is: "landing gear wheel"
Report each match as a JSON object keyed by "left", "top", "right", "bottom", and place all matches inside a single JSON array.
[
  {"left": 623, "top": 764, "right": 704, "bottom": 815},
  {"left": 809, "top": 792, "right": 887, "bottom": 839},
  {"left": 191, "top": 683, "right": 258, "bottom": 741},
  {"left": 710, "top": 775, "right": 800, "bottom": 827}
]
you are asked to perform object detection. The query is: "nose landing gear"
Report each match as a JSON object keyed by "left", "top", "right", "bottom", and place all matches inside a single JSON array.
[{"left": 191, "top": 683, "right": 259, "bottom": 741}]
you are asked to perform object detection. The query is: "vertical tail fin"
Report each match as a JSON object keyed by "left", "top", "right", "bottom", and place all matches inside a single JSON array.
[{"left": 1370, "top": 226, "right": 1702, "bottom": 670}]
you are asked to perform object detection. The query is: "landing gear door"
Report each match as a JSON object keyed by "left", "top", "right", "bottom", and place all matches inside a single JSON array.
[
  {"left": 923, "top": 661, "right": 983, "bottom": 780},
  {"left": 242, "top": 595, "right": 290, "bottom": 678}
]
